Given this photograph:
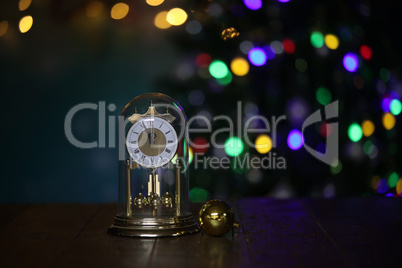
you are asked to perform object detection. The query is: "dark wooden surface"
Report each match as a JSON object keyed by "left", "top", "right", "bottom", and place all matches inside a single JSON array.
[{"left": 1, "top": 198, "right": 401, "bottom": 267}]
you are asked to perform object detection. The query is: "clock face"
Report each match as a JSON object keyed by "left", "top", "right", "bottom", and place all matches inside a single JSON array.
[{"left": 126, "top": 117, "right": 178, "bottom": 168}]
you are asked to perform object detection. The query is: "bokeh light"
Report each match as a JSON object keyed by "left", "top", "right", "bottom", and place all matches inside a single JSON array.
[
  {"left": 191, "top": 137, "right": 209, "bottom": 154},
  {"left": 243, "top": 0, "right": 262, "bottom": 10},
  {"left": 316, "top": 87, "right": 332, "bottom": 105},
  {"left": 255, "top": 134, "right": 273, "bottom": 154},
  {"left": 248, "top": 48, "right": 267, "bottom": 66},
  {"left": 0, "top": 21, "right": 8, "bottom": 37},
  {"left": 111, "top": 3, "right": 129, "bottom": 20},
  {"left": 224, "top": 136, "right": 244, "bottom": 156},
  {"left": 330, "top": 160, "right": 343, "bottom": 175},
  {"left": 209, "top": 60, "right": 229, "bottom": 79},
  {"left": 390, "top": 99, "right": 402, "bottom": 115},
  {"left": 310, "top": 31, "right": 324, "bottom": 48},
  {"left": 324, "top": 34, "right": 339, "bottom": 50},
  {"left": 196, "top": 53, "right": 212, "bottom": 67},
  {"left": 189, "top": 187, "right": 209, "bottom": 202},
  {"left": 382, "top": 113, "right": 396, "bottom": 130},
  {"left": 19, "top": 16, "right": 33, "bottom": 33},
  {"left": 86, "top": 1, "right": 104, "bottom": 18},
  {"left": 188, "top": 146, "right": 194, "bottom": 164},
  {"left": 217, "top": 71, "right": 233, "bottom": 86},
  {"left": 388, "top": 172, "right": 398, "bottom": 188},
  {"left": 295, "top": 58, "right": 308, "bottom": 72},
  {"left": 154, "top": 11, "right": 171, "bottom": 29},
  {"left": 230, "top": 57, "right": 250, "bottom": 76},
  {"left": 287, "top": 130, "right": 303, "bottom": 150},
  {"left": 396, "top": 179, "right": 402, "bottom": 195},
  {"left": 282, "top": 39, "right": 295, "bottom": 54},
  {"left": 382, "top": 97, "right": 391, "bottom": 112},
  {"left": 146, "top": 0, "right": 164, "bottom": 7},
  {"left": 348, "top": 123, "right": 363, "bottom": 142},
  {"left": 343, "top": 53, "right": 359, "bottom": 72},
  {"left": 19, "top": 0, "right": 32, "bottom": 11},
  {"left": 360, "top": 45, "right": 372, "bottom": 60},
  {"left": 186, "top": 20, "right": 202, "bottom": 35},
  {"left": 167, "top": 8, "right": 188, "bottom": 26},
  {"left": 361, "top": 120, "right": 375, "bottom": 137},
  {"left": 278, "top": 0, "right": 291, "bottom": 2},
  {"left": 376, "top": 178, "right": 388, "bottom": 194}
]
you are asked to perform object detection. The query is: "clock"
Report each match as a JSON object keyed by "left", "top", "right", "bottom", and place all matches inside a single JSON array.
[
  {"left": 108, "top": 93, "right": 200, "bottom": 238},
  {"left": 126, "top": 116, "right": 178, "bottom": 169}
]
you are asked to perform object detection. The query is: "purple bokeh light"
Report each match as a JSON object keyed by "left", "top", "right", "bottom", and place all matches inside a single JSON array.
[
  {"left": 287, "top": 130, "right": 304, "bottom": 150},
  {"left": 243, "top": 0, "right": 262, "bottom": 10},
  {"left": 248, "top": 48, "right": 267, "bottom": 66},
  {"left": 343, "top": 53, "right": 359, "bottom": 72}
]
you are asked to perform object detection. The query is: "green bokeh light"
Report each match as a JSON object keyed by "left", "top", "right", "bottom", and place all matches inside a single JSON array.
[
  {"left": 209, "top": 60, "right": 229, "bottom": 79},
  {"left": 390, "top": 99, "right": 402, "bottom": 115},
  {"left": 363, "top": 140, "right": 374, "bottom": 155},
  {"left": 310, "top": 31, "right": 324, "bottom": 48},
  {"left": 295, "top": 58, "right": 308, "bottom": 72},
  {"left": 217, "top": 71, "right": 232, "bottom": 86},
  {"left": 348, "top": 123, "right": 363, "bottom": 142},
  {"left": 388, "top": 172, "right": 398, "bottom": 188},
  {"left": 316, "top": 87, "right": 332, "bottom": 105},
  {"left": 224, "top": 136, "right": 244, "bottom": 157},
  {"left": 189, "top": 187, "right": 210, "bottom": 202},
  {"left": 379, "top": 68, "right": 390, "bottom": 83},
  {"left": 330, "top": 160, "right": 343, "bottom": 175}
]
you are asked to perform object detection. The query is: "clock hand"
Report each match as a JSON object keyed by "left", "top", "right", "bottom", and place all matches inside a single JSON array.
[{"left": 141, "top": 122, "right": 152, "bottom": 145}]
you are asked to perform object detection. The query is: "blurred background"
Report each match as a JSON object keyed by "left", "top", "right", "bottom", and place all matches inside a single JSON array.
[{"left": 1, "top": 0, "right": 401, "bottom": 203}]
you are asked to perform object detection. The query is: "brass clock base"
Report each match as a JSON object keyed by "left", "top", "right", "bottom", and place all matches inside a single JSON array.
[{"left": 108, "top": 214, "right": 200, "bottom": 237}]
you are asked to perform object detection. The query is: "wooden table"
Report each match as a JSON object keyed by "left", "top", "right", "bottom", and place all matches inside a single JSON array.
[{"left": 1, "top": 198, "right": 401, "bottom": 267}]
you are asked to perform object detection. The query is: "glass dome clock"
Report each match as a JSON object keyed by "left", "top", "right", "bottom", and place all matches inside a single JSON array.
[{"left": 108, "top": 93, "right": 200, "bottom": 237}]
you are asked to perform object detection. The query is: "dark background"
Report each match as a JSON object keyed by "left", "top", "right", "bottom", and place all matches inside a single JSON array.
[{"left": 1, "top": 0, "right": 401, "bottom": 203}]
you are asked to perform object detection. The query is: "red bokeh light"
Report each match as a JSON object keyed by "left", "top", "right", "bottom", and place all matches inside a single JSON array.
[
  {"left": 360, "top": 45, "right": 372, "bottom": 60},
  {"left": 191, "top": 137, "right": 209, "bottom": 154},
  {"left": 320, "top": 122, "right": 333, "bottom": 137},
  {"left": 196, "top": 53, "right": 212, "bottom": 67},
  {"left": 282, "top": 39, "right": 295, "bottom": 54}
]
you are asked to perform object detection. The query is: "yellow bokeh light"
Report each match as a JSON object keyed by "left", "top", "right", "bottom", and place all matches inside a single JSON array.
[
  {"left": 255, "top": 134, "right": 273, "bottom": 154},
  {"left": 0, "top": 21, "right": 8, "bottom": 37},
  {"left": 111, "top": 3, "right": 129, "bottom": 20},
  {"left": 19, "top": 16, "right": 33, "bottom": 33},
  {"left": 382, "top": 113, "right": 396, "bottom": 130},
  {"left": 325, "top": 34, "right": 339, "bottom": 50},
  {"left": 230, "top": 57, "right": 249, "bottom": 76},
  {"left": 19, "top": 0, "right": 32, "bottom": 11},
  {"left": 86, "top": 1, "right": 104, "bottom": 18},
  {"left": 146, "top": 0, "right": 164, "bottom": 6},
  {"left": 154, "top": 11, "right": 171, "bottom": 29},
  {"left": 166, "top": 8, "right": 187, "bottom": 26},
  {"left": 396, "top": 179, "right": 402, "bottom": 195},
  {"left": 370, "top": 176, "right": 380, "bottom": 190},
  {"left": 361, "top": 120, "right": 375, "bottom": 137}
]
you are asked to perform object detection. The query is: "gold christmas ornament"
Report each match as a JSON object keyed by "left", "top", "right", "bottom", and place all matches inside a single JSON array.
[
  {"left": 221, "top": 27, "right": 240, "bottom": 41},
  {"left": 199, "top": 199, "right": 240, "bottom": 236}
]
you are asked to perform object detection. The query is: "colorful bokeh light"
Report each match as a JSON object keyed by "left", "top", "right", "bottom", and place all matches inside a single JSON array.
[
  {"left": 19, "top": 0, "right": 32, "bottom": 11},
  {"left": 19, "top": 15, "right": 33, "bottom": 33},
  {"left": 324, "top": 34, "right": 339, "bottom": 50},
  {"left": 189, "top": 187, "right": 209, "bottom": 202},
  {"left": 230, "top": 57, "right": 250, "bottom": 76},
  {"left": 343, "top": 53, "right": 359, "bottom": 72},
  {"left": 248, "top": 48, "right": 267, "bottom": 66},
  {"left": 243, "top": 0, "right": 262, "bottom": 10},
  {"left": 382, "top": 97, "right": 391, "bottom": 112},
  {"left": 0, "top": 21, "right": 8, "bottom": 37},
  {"left": 282, "top": 39, "right": 295, "bottom": 54},
  {"left": 146, "top": 0, "right": 164, "bottom": 7},
  {"left": 167, "top": 8, "right": 188, "bottom": 26},
  {"left": 382, "top": 113, "right": 396, "bottom": 130},
  {"left": 196, "top": 53, "right": 212, "bottom": 67},
  {"left": 310, "top": 31, "right": 324, "bottom": 48},
  {"left": 209, "top": 60, "right": 229, "bottom": 79},
  {"left": 360, "top": 45, "right": 372, "bottom": 60},
  {"left": 348, "top": 123, "right": 363, "bottom": 142},
  {"left": 388, "top": 172, "right": 398, "bottom": 188},
  {"left": 110, "top": 3, "right": 129, "bottom": 20},
  {"left": 316, "top": 87, "right": 332, "bottom": 105},
  {"left": 287, "top": 130, "right": 304, "bottom": 150},
  {"left": 390, "top": 99, "right": 402, "bottom": 115},
  {"left": 361, "top": 120, "right": 375, "bottom": 137},
  {"left": 255, "top": 134, "right": 273, "bottom": 154},
  {"left": 154, "top": 11, "right": 171, "bottom": 29},
  {"left": 224, "top": 136, "right": 244, "bottom": 156}
]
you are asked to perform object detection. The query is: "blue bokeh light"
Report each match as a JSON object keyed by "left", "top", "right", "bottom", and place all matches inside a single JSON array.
[
  {"left": 248, "top": 48, "right": 267, "bottom": 66},
  {"left": 287, "top": 130, "right": 304, "bottom": 150},
  {"left": 243, "top": 0, "right": 262, "bottom": 10},
  {"left": 343, "top": 53, "right": 359, "bottom": 72}
]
